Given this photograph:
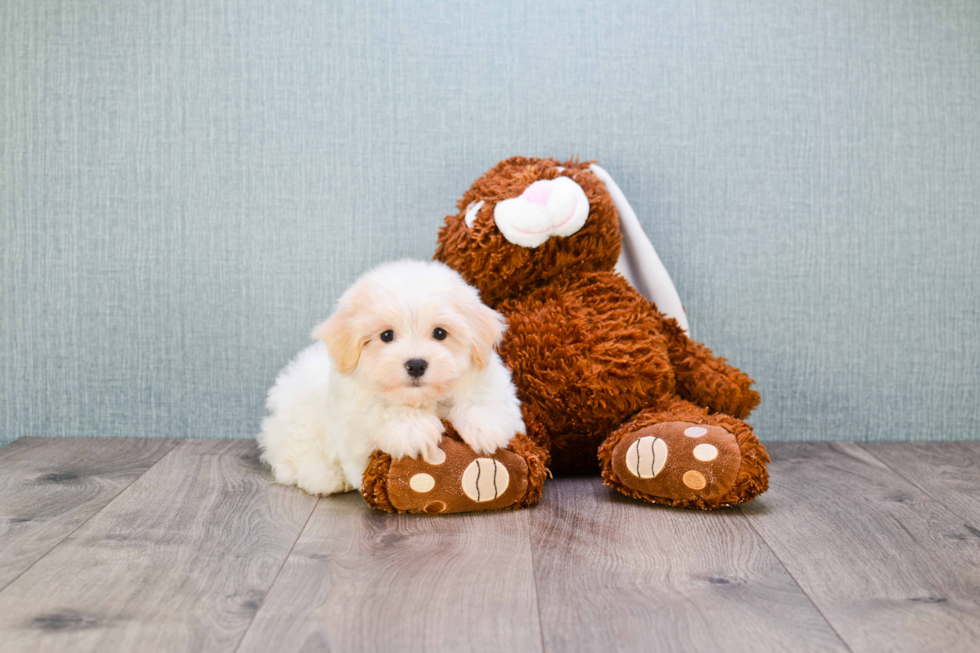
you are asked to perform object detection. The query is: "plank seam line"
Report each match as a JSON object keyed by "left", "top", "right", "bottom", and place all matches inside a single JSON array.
[
  {"left": 735, "top": 506, "right": 855, "bottom": 653},
  {"left": 525, "top": 509, "right": 548, "bottom": 653},
  {"left": 232, "top": 495, "right": 321, "bottom": 653},
  {"left": 0, "top": 438, "right": 183, "bottom": 595},
  {"left": 855, "top": 443, "right": 980, "bottom": 529}
]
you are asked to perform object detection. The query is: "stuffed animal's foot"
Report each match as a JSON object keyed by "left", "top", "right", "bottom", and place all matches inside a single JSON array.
[
  {"left": 599, "top": 401, "right": 769, "bottom": 510},
  {"left": 361, "top": 422, "right": 548, "bottom": 514}
]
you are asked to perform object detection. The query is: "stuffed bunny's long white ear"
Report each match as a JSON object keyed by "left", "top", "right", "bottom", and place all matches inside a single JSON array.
[{"left": 590, "top": 164, "right": 690, "bottom": 334}]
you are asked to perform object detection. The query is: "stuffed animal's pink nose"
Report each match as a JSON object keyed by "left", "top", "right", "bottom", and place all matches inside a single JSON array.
[
  {"left": 494, "top": 175, "right": 590, "bottom": 248},
  {"left": 522, "top": 181, "right": 554, "bottom": 207}
]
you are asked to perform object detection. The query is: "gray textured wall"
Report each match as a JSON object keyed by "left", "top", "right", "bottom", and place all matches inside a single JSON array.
[{"left": 2, "top": 0, "right": 979, "bottom": 448}]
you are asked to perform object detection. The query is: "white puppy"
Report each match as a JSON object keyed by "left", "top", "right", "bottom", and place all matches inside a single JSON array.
[{"left": 257, "top": 259, "right": 526, "bottom": 496}]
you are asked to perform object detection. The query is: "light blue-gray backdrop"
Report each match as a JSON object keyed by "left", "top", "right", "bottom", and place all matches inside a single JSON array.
[{"left": 2, "top": 0, "right": 979, "bottom": 448}]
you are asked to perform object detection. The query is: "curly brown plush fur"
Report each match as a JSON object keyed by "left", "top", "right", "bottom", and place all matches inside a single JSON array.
[{"left": 434, "top": 156, "right": 768, "bottom": 509}]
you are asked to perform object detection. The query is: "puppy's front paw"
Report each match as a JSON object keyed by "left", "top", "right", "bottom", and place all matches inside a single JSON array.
[
  {"left": 377, "top": 412, "right": 445, "bottom": 460},
  {"left": 453, "top": 407, "right": 516, "bottom": 455}
]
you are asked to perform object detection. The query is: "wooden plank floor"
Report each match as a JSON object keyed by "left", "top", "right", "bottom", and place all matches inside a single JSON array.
[{"left": 1, "top": 438, "right": 979, "bottom": 652}]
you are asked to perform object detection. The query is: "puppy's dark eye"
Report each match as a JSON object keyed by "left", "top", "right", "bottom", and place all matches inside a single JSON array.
[
  {"left": 380, "top": 330, "right": 394, "bottom": 343},
  {"left": 433, "top": 327, "right": 447, "bottom": 341}
]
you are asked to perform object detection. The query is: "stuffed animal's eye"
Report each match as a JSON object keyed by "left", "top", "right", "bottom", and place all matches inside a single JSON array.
[
  {"left": 380, "top": 330, "right": 394, "bottom": 343},
  {"left": 433, "top": 328, "right": 447, "bottom": 341}
]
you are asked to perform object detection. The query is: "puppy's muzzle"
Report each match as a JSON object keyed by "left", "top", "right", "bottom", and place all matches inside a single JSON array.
[{"left": 405, "top": 358, "right": 428, "bottom": 378}]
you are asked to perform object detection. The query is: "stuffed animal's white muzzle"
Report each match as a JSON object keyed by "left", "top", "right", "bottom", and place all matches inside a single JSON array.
[{"left": 493, "top": 177, "right": 590, "bottom": 248}]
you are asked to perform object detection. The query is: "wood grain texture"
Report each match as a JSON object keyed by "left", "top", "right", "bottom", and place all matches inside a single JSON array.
[
  {"left": 0, "top": 437, "right": 178, "bottom": 590},
  {"left": 861, "top": 441, "right": 980, "bottom": 525},
  {"left": 0, "top": 440, "right": 318, "bottom": 653},
  {"left": 741, "top": 442, "right": 980, "bottom": 653},
  {"left": 528, "top": 477, "right": 847, "bottom": 653},
  {"left": 4, "top": 438, "right": 980, "bottom": 652},
  {"left": 237, "top": 492, "right": 543, "bottom": 653}
]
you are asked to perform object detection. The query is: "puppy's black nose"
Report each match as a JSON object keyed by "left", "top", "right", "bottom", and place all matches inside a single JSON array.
[{"left": 405, "top": 358, "right": 428, "bottom": 378}]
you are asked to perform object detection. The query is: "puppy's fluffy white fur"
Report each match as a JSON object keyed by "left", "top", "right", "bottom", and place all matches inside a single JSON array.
[{"left": 257, "top": 260, "right": 526, "bottom": 496}]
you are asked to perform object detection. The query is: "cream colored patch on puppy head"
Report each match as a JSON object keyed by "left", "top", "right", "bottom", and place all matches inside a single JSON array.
[{"left": 312, "top": 260, "right": 505, "bottom": 408}]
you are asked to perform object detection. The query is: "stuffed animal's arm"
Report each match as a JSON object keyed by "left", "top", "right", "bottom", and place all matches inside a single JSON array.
[{"left": 655, "top": 313, "right": 760, "bottom": 420}]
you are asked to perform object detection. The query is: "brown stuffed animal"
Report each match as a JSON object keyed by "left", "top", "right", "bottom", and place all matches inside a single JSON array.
[{"left": 362, "top": 157, "right": 768, "bottom": 513}]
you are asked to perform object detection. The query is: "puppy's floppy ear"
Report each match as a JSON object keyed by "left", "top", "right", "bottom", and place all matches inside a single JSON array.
[
  {"left": 465, "top": 301, "right": 507, "bottom": 370},
  {"left": 312, "top": 308, "right": 363, "bottom": 375}
]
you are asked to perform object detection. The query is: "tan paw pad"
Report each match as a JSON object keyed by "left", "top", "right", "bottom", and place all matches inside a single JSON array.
[
  {"left": 693, "top": 443, "right": 718, "bottom": 461},
  {"left": 625, "top": 436, "right": 668, "bottom": 478},
  {"left": 461, "top": 458, "right": 509, "bottom": 502},
  {"left": 682, "top": 470, "right": 707, "bottom": 490},
  {"left": 423, "top": 448, "right": 446, "bottom": 465},
  {"left": 409, "top": 473, "right": 435, "bottom": 492}
]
